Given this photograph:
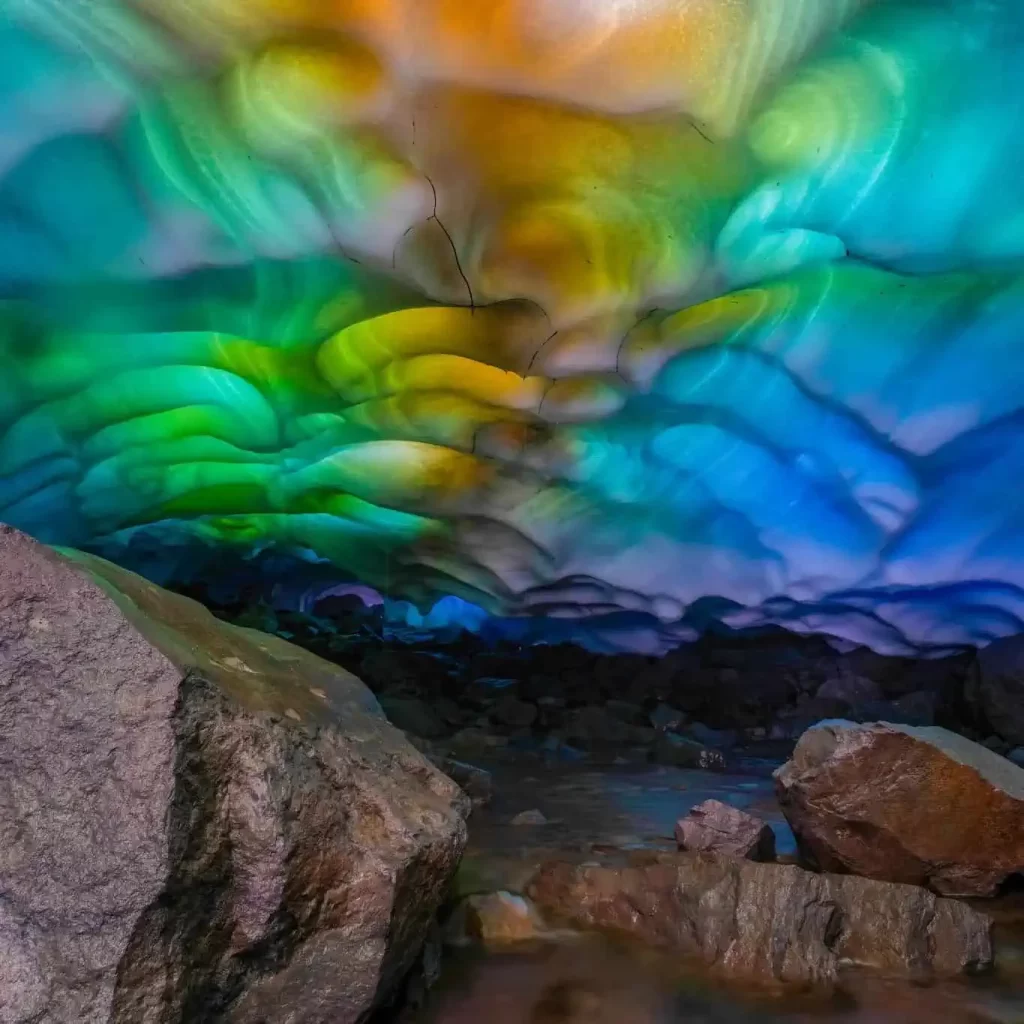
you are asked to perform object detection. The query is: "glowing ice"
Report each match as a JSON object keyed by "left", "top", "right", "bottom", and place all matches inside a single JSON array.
[{"left": 3, "top": 1, "right": 1024, "bottom": 652}]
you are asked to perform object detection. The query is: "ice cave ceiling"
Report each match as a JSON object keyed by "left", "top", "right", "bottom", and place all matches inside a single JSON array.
[{"left": 2, "top": 0, "right": 1024, "bottom": 654}]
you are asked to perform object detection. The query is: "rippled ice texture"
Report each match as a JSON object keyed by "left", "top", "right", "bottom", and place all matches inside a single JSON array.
[{"left": 4, "top": 1, "right": 1024, "bottom": 653}]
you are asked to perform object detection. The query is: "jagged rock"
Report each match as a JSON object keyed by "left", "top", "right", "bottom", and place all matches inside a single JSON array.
[
  {"left": 651, "top": 732, "right": 727, "bottom": 770},
  {"left": 775, "top": 720, "right": 1024, "bottom": 897},
  {"left": 0, "top": 526, "right": 468, "bottom": 1024},
  {"left": 526, "top": 852, "right": 993, "bottom": 985},
  {"left": 973, "top": 635, "right": 1024, "bottom": 744},
  {"left": 674, "top": 800, "right": 776, "bottom": 862}
]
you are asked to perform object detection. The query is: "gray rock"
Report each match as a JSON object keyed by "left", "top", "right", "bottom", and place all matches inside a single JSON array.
[
  {"left": 652, "top": 733, "right": 727, "bottom": 770},
  {"left": 1008, "top": 747, "right": 1024, "bottom": 767},
  {"left": 974, "top": 635, "right": 1024, "bottom": 744},
  {"left": 527, "top": 852, "right": 993, "bottom": 985},
  {"left": 674, "top": 800, "right": 776, "bottom": 861},
  {"left": 775, "top": 720, "right": 1024, "bottom": 897},
  {"left": 648, "top": 703, "right": 686, "bottom": 732},
  {"left": 0, "top": 526, "right": 467, "bottom": 1024}
]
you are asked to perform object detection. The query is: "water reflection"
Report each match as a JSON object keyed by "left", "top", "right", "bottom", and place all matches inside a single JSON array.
[
  {"left": 424, "top": 761, "right": 1024, "bottom": 1024},
  {"left": 419, "top": 936, "right": 1021, "bottom": 1024}
]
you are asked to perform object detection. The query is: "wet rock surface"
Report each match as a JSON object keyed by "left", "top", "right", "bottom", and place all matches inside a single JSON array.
[
  {"left": 422, "top": 759, "right": 1024, "bottom": 1024},
  {"left": 675, "top": 800, "right": 776, "bottom": 862},
  {"left": 416, "top": 936, "right": 1023, "bottom": 1024},
  {"left": 775, "top": 721, "right": 1024, "bottom": 897},
  {"left": 0, "top": 526, "right": 467, "bottom": 1024},
  {"left": 526, "top": 852, "right": 993, "bottom": 984}
]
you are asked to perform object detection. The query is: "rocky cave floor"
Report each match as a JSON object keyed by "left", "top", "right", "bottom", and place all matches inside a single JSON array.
[{"left": 194, "top": 595, "right": 1024, "bottom": 1024}]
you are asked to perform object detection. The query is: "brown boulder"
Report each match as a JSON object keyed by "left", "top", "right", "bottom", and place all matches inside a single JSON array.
[
  {"left": 526, "top": 852, "right": 992, "bottom": 985},
  {"left": 0, "top": 526, "right": 468, "bottom": 1024},
  {"left": 674, "top": 800, "right": 776, "bottom": 862},
  {"left": 774, "top": 720, "right": 1024, "bottom": 897}
]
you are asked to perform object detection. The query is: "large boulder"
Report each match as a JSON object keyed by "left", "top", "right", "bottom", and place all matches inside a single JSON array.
[
  {"left": 973, "top": 635, "right": 1024, "bottom": 744},
  {"left": 774, "top": 720, "right": 1024, "bottom": 897},
  {"left": 0, "top": 526, "right": 468, "bottom": 1024},
  {"left": 526, "top": 852, "right": 992, "bottom": 985}
]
